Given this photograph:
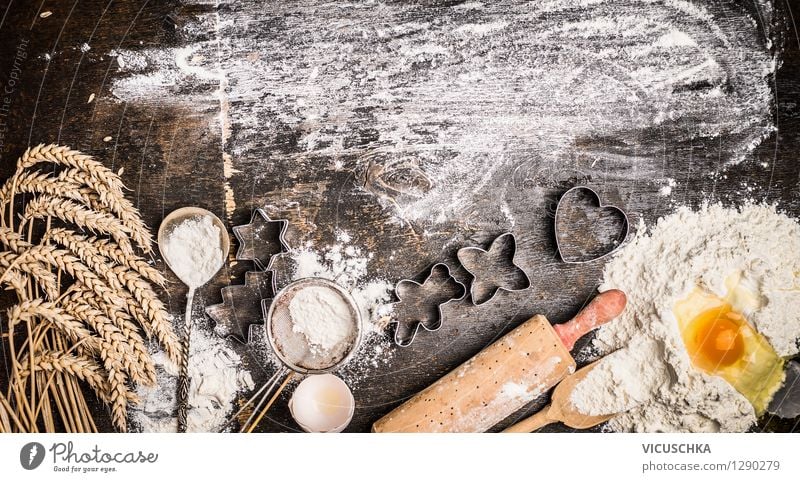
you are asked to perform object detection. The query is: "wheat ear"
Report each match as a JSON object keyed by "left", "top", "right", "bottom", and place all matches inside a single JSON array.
[
  {"left": 61, "top": 294, "right": 153, "bottom": 386},
  {"left": 0, "top": 170, "right": 88, "bottom": 207},
  {"left": 110, "top": 266, "right": 181, "bottom": 365},
  {"left": 90, "top": 235, "right": 165, "bottom": 286},
  {"left": 18, "top": 144, "right": 126, "bottom": 196},
  {"left": 58, "top": 169, "right": 153, "bottom": 252},
  {"left": 44, "top": 229, "right": 176, "bottom": 373},
  {"left": 0, "top": 251, "right": 60, "bottom": 299},
  {"left": 19, "top": 351, "right": 112, "bottom": 403},
  {"left": 73, "top": 286, "right": 157, "bottom": 386},
  {"left": 7, "top": 300, "right": 133, "bottom": 431},
  {"left": 44, "top": 228, "right": 165, "bottom": 286},
  {"left": 22, "top": 196, "right": 134, "bottom": 255},
  {"left": 18, "top": 245, "right": 123, "bottom": 306},
  {"left": 0, "top": 226, "right": 31, "bottom": 252}
]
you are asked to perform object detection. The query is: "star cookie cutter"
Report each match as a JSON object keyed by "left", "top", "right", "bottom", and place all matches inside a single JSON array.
[
  {"left": 232, "top": 208, "right": 289, "bottom": 270},
  {"left": 554, "top": 186, "right": 629, "bottom": 264},
  {"left": 389, "top": 263, "right": 466, "bottom": 347},
  {"left": 457, "top": 233, "right": 531, "bottom": 305}
]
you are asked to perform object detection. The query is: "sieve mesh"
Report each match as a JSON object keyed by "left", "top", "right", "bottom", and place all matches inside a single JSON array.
[{"left": 267, "top": 279, "right": 361, "bottom": 372}]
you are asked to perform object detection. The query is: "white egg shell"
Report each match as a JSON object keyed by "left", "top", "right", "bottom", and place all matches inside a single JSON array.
[{"left": 289, "top": 374, "right": 354, "bottom": 433}]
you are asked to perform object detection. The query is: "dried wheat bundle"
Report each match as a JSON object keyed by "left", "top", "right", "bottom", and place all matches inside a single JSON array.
[{"left": 0, "top": 144, "right": 180, "bottom": 432}]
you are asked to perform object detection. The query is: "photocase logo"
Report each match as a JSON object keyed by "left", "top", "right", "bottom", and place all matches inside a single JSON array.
[{"left": 20, "top": 442, "right": 45, "bottom": 470}]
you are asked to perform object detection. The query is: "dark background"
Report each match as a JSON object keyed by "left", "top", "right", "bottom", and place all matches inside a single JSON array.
[{"left": 0, "top": 0, "right": 798, "bottom": 432}]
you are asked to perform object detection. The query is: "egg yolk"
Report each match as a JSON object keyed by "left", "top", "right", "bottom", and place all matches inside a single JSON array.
[{"left": 683, "top": 306, "right": 745, "bottom": 372}]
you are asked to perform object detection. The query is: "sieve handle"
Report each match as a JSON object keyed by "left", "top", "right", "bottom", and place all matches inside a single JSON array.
[{"left": 237, "top": 366, "right": 293, "bottom": 433}]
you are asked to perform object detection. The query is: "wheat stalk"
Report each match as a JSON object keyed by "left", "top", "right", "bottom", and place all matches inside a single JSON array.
[
  {"left": 15, "top": 245, "right": 123, "bottom": 306},
  {"left": 8, "top": 300, "right": 98, "bottom": 357},
  {"left": 43, "top": 228, "right": 179, "bottom": 370},
  {"left": 0, "top": 251, "right": 60, "bottom": 299},
  {"left": 1, "top": 144, "right": 178, "bottom": 433},
  {"left": 91, "top": 236, "right": 165, "bottom": 286},
  {"left": 0, "top": 226, "right": 30, "bottom": 252},
  {"left": 19, "top": 351, "right": 111, "bottom": 403},
  {"left": 61, "top": 294, "right": 153, "bottom": 385},
  {"left": 7, "top": 300, "right": 136, "bottom": 431},
  {"left": 71, "top": 287, "right": 157, "bottom": 386},
  {"left": 0, "top": 170, "right": 88, "bottom": 207},
  {"left": 111, "top": 266, "right": 182, "bottom": 366},
  {"left": 45, "top": 228, "right": 165, "bottom": 286},
  {"left": 58, "top": 169, "right": 153, "bottom": 251}
]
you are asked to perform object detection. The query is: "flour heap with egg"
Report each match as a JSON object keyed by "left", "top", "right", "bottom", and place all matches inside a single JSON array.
[{"left": 576, "top": 203, "right": 800, "bottom": 432}]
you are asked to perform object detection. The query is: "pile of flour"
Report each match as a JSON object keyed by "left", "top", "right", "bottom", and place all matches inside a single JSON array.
[
  {"left": 289, "top": 285, "right": 355, "bottom": 355},
  {"left": 575, "top": 203, "right": 800, "bottom": 432},
  {"left": 132, "top": 328, "right": 254, "bottom": 432},
  {"left": 290, "top": 231, "right": 395, "bottom": 336},
  {"left": 162, "top": 215, "right": 224, "bottom": 287}
]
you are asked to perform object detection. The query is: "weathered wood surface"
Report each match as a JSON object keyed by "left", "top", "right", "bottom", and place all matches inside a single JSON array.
[{"left": 0, "top": 0, "right": 798, "bottom": 432}]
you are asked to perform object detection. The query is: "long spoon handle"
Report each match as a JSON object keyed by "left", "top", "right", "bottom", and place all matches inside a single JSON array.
[
  {"left": 177, "top": 288, "right": 195, "bottom": 433},
  {"left": 502, "top": 405, "right": 556, "bottom": 433}
]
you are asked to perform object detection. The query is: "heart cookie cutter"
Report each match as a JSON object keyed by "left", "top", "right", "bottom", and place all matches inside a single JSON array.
[
  {"left": 389, "top": 263, "right": 467, "bottom": 347},
  {"left": 457, "top": 232, "right": 531, "bottom": 305},
  {"left": 554, "top": 186, "right": 630, "bottom": 264}
]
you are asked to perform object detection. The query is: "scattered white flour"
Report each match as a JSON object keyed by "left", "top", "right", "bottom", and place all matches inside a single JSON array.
[
  {"left": 289, "top": 286, "right": 355, "bottom": 354},
  {"left": 659, "top": 178, "right": 677, "bottom": 196},
  {"left": 133, "top": 328, "right": 254, "bottom": 432},
  {"left": 580, "top": 203, "right": 800, "bottom": 432},
  {"left": 109, "top": 1, "right": 779, "bottom": 226},
  {"left": 279, "top": 231, "right": 396, "bottom": 380},
  {"left": 162, "top": 215, "right": 224, "bottom": 288},
  {"left": 291, "top": 231, "right": 395, "bottom": 336}
]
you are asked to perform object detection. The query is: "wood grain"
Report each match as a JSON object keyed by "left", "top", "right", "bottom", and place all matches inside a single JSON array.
[{"left": 0, "top": 0, "right": 798, "bottom": 433}]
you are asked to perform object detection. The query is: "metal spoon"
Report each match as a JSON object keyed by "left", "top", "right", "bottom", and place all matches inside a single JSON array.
[{"left": 158, "top": 207, "right": 229, "bottom": 432}]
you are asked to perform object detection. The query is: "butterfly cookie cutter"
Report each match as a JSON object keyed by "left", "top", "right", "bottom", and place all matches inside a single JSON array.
[{"left": 457, "top": 232, "right": 531, "bottom": 306}]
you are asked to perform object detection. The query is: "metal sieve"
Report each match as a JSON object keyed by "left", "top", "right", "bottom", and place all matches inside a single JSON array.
[{"left": 234, "top": 278, "right": 362, "bottom": 432}]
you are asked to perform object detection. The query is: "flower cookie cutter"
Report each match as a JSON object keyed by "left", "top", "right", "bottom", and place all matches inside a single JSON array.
[{"left": 457, "top": 232, "right": 531, "bottom": 305}]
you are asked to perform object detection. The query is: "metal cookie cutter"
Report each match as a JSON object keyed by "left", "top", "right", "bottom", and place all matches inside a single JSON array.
[
  {"left": 232, "top": 208, "right": 290, "bottom": 270},
  {"left": 554, "top": 186, "right": 629, "bottom": 264},
  {"left": 389, "top": 263, "right": 466, "bottom": 347},
  {"left": 206, "top": 270, "right": 277, "bottom": 343},
  {"left": 457, "top": 233, "right": 531, "bottom": 305}
]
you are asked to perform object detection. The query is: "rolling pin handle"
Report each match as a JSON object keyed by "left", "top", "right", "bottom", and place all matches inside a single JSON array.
[{"left": 553, "top": 289, "right": 627, "bottom": 351}]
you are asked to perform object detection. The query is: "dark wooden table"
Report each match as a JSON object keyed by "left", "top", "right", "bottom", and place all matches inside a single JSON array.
[{"left": 1, "top": 0, "right": 798, "bottom": 432}]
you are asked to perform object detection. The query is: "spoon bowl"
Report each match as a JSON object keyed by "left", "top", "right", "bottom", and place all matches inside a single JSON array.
[{"left": 158, "top": 207, "right": 230, "bottom": 286}]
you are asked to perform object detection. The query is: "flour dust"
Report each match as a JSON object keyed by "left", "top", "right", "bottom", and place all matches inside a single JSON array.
[{"left": 109, "top": 1, "right": 780, "bottom": 227}]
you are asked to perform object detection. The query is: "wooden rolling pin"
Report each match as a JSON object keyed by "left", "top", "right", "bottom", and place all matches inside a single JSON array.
[
  {"left": 372, "top": 290, "right": 627, "bottom": 433},
  {"left": 502, "top": 359, "right": 612, "bottom": 432}
]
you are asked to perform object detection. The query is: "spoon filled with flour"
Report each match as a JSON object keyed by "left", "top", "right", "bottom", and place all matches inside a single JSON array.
[{"left": 158, "top": 208, "right": 228, "bottom": 432}]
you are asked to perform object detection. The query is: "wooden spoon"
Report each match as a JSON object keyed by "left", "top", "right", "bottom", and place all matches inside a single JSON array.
[{"left": 502, "top": 359, "right": 612, "bottom": 432}]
